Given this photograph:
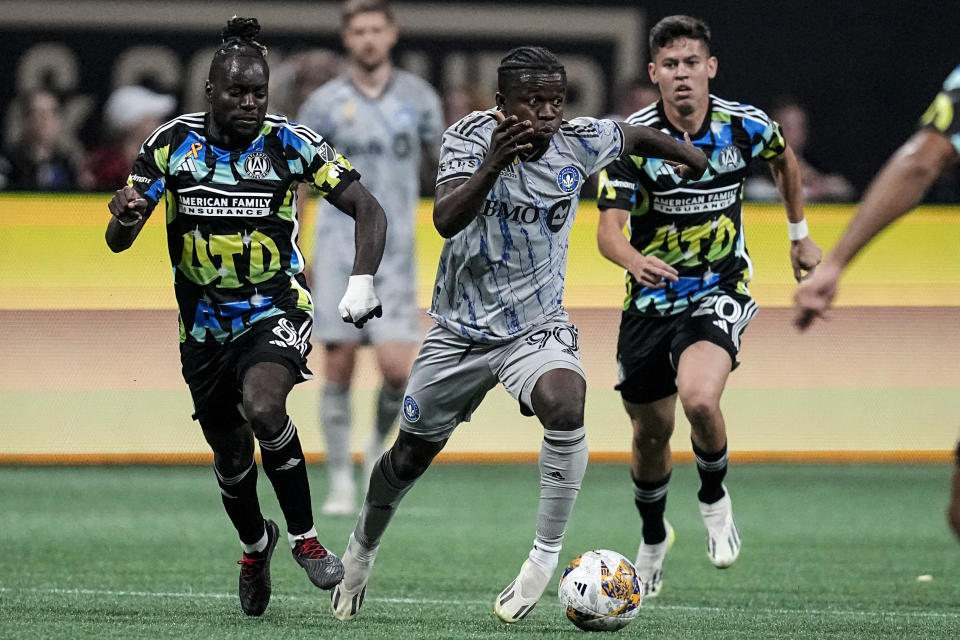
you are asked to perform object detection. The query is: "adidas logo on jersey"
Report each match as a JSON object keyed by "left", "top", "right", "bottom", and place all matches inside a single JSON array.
[{"left": 177, "top": 156, "right": 198, "bottom": 173}]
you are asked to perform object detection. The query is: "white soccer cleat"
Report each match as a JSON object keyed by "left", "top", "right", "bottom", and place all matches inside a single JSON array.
[
  {"left": 330, "top": 533, "right": 378, "bottom": 621},
  {"left": 321, "top": 470, "right": 357, "bottom": 516},
  {"left": 699, "top": 487, "right": 741, "bottom": 568},
  {"left": 493, "top": 559, "right": 553, "bottom": 623},
  {"left": 634, "top": 519, "right": 675, "bottom": 598}
]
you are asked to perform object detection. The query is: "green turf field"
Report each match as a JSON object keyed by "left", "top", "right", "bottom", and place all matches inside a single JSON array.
[{"left": 2, "top": 464, "right": 958, "bottom": 639}]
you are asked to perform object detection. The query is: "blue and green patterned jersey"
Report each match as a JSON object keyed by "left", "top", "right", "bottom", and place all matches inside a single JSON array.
[
  {"left": 597, "top": 95, "right": 785, "bottom": 316},
  {"left": 920, "top": 64, "right": 960, "bottom": 155},
  {"left": 127, "top": 112, "right": 359, "bottom": 343}
]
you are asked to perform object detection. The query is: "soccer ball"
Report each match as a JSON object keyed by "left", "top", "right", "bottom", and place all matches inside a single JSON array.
[{"left": 557, "top": 549, "right": 642, "bottom": 631}]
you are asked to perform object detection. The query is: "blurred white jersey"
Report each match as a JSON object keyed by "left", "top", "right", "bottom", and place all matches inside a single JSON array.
[{"left": 431, "top": 110, "right": 623, "bottom": 342}]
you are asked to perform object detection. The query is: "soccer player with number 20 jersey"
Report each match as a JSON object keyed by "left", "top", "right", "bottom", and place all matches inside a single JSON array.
[{"left": 596, "top": 15, "right": 822, "bottom": 597}]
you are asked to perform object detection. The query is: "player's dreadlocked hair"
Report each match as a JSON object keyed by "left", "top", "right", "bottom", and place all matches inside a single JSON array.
[
  {"left": 211, "top": 16, "right": 268, "bottom": 73},
  {"left": 497, "top": 46, "right": 565, "bottom": 93},
  {"left": 648, "top": 15, "right": 711, "bottom": 58}
]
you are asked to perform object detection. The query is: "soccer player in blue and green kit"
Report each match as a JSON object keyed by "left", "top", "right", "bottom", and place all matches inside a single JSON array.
[
  {"left": 105, "top": 17, "right": 388, "bottom": 617},
  {"left": 596, "top": 15, "right": 823, "bottom": 597}
]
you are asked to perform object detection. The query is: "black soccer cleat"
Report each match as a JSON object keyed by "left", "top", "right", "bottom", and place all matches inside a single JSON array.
[
  {"left": 292, "top": 536, "right": 345, "bottom": 590},
  {"left": 237, "top": 519, "right": 280, "bottom": 617}
]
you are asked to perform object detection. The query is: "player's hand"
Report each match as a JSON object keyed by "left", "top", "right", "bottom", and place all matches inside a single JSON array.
[
  {"left": 108, "top": 185, "right": 148, "bottom": 227},
  {"left": 338, "top": 274, "right": 383, "bottom": 328},
  {"left": 790, "top": 236, "right": 822, "bottom": 282},
  {"left": 667, "top": 132, "right": 708, "bottom": 180},
  {"left": 627, "top": 252, "right": 679, "bottom": 289},
  {"left": 792, "top": 261, "right": 840, "bottom": 331},
  {"left": 487, "top": 110, "right": 534, "bottom": 171}
]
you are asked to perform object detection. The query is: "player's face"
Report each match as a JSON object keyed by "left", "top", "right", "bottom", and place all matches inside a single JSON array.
[
  {"left": 343, "top": 11, "right": 398, "bottom": 72},
  {"left": 205, "top": 56, "right": 269, "bottom": 148},
  {"left": 648, "top": 38, "right": 717, "bottom": 117},
  {"left": 496, "top": 74, "right": 565, "bottom": 149}
]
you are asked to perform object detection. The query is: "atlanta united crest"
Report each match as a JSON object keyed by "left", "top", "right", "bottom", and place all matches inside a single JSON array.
[
  {"left": 243, "top": 152, "right": 270, "bottom": 179},
  {"left": 557, "top": 166, "right": 581, "bottom": 193}
]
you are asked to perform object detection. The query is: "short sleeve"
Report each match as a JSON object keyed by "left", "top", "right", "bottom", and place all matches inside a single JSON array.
[
  {"left": 750, "top": 110, "right": 786, "bottom": 161},
  {"left": 288, "top": 124, "right": 360, "bottom": 200},
  {"left": 597, "top": 155, "right": 642, "bottom": 211},
  {"left": 564, "top": 117, "right": 625, "bottom": 176},
  {"left": 127, "top": 127, "right": 171, "bottom": 207},
  {"left": 920, "top": 64, "right": 960, "bottom": 155},
  {"left": 436, "top": 111, "right": 495, "bottom": 186}
]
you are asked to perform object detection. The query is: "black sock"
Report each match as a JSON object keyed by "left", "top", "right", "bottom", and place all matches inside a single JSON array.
[
  {"left": 632, "top": 472, "right": 670, "bottom": 544},
  {"left": 259, "top": 417, "right": 313, "bottom": 536},
  {"left": 693, "top": 440, "right": 728, "bottom": 504},
  {"left": 215, "top": 461, "right": 265, "bottom": 545}
]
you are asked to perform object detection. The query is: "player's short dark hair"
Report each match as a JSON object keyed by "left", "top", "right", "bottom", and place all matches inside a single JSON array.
[
  {"left": 341, "top": 0, "right": 395, "bottom": 28},
  {"left": 649, "top": 15, "right": 711, "bottom": 58},
  {"left": 497, "top": 46, "right": 566, "bottom": 93},
  {"left": 210, "top": 16, "right": 268, "bottom": 76}
]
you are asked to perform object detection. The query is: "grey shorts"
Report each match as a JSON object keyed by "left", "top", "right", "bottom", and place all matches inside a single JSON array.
[{"left": 399, "top": 318, "right": 585, "bottom": 441}]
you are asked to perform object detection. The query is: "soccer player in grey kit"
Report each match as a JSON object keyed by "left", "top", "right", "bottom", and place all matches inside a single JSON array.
[
  {"left": 298, "top": 0, "right": 444, "bottom": 515},
  {"left": 329, "top": 46, "right": 707, "bottom": 623}
]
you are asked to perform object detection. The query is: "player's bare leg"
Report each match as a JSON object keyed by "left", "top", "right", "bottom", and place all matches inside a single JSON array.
[
  {"left": 626, "top": 394, "right": 677, "bottom": 597},
  {"left": 245, "top": 362, "right": 344, "bottom": 589},
  {"left": 365, "top": 341, "right": 417, "bottom": 480},
  {"left": 676, "top": 342, "right": 740, "bottom": 568},
  {"left": 333, "top": 430, "right": 446, "bottom": 621},
  {"left": 948, "top": 441, "right": 960, "bottom": 541},
  {"left": 495, "top": 369, "right": 588, "bottom": 623},
  {"left": 320, "top": 343, "right": 358, "bottom": 515}
]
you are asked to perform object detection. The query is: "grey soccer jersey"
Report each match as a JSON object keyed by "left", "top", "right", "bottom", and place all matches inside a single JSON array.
[
  {"left": 297, "top": 70, "right": 443, "bottom": 340},
  {"left": 431, "top": 110, "right": 624, "bottom": 342}
]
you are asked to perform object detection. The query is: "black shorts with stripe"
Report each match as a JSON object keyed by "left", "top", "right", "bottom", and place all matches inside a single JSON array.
[
  {"left": 180, "top": 310, "right": 313, "bottom": 429},
  {"left": 616, "top": 291, "right": 757, "bottom": 404}
]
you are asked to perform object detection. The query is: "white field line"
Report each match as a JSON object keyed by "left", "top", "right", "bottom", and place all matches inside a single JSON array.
[{"left": 1, "top": 586, "right": 958, "bottom": 620}]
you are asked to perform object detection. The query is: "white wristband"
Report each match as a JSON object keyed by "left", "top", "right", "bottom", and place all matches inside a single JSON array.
[{"left": 787, "top": 218, "right": 809, "bottom": 241}]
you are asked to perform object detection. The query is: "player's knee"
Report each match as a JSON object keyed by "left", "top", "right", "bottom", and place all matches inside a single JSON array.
[
  {"left": 380, "top": 369, "right": 408, "bottom": 392},
  {"left": 391, "top": 436, "right": 441, "bottom": 482},
  {"left": 244, "top": 396, "right": 287, "bottom": 437},
  {"left": 679, "top": 391, "right": 720, "bottom": 426},
  {"left": 632, "top": 427, "right": 672, "bottom": 453},
  {"left": 531, "top": 373, "right": 585, "bottom": 429}
]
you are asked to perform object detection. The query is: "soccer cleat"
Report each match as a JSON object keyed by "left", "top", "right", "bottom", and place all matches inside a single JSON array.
[
  {"left": 292, "top": 535, "right": 345, "bottom": 589},
  {"left": 493, "top": 559, "right": 553, "bottom": 623},
  {"left": 699, "top": 487, "right": 741, "bottom": 568},
  {"left": 321, "top": 470, "right": 357, "bottom": 516},
  {"left": 634, "top": 519, "right": 675, "bottom": 598},
  {"left": 237, "top": 519, "right": 280, "bottom": 617},
  {"left": 331, "top": 533, "right": 378, "bottom": 621}
]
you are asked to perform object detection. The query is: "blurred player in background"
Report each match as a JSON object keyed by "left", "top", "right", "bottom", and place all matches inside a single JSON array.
[
  {"left": 105, "top": 17, "right": 387, "bottom": 617},
  {"left": 298, "top": 0, "right": 444, "bottom": 516},
  {"left": 329, "top": 45, "right": 707, "bottom": 624},
  {"left": 793, "top": 64, "right": 960, "bottom": 541},
  {"left": 595, "top": 15, "right": 822, "bottom": 596}
]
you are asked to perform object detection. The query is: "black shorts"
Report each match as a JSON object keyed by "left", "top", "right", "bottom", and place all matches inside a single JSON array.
[
  {"left": 180, "top": 310, "right": 314, "bottom": 429},
  {"left": 616, "top": 291, "right": 758, "bottom": 404}
]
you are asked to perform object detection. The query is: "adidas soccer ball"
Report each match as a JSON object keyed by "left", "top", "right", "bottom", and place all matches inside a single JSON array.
[{"left": 557, "top": 549, "right": 642, "bottom": 631}]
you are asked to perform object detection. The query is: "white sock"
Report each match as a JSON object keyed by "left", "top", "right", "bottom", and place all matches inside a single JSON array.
[
  {"left": 528, "top": 540, "right": 561, "bottom": 573},
  {"left": 241, "top": 527, "right": 268, "bottom": 554},
  {"left": 289, "top": 525, "right": 318, "bottom": 549}
]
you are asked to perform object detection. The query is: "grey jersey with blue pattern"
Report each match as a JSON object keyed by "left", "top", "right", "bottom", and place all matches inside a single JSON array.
[
  {"left": 431, "top": 110, "right": 624, "bottom": 343},
  {"left": 298, "top": 70, "right": 443, "bottom": 281}
]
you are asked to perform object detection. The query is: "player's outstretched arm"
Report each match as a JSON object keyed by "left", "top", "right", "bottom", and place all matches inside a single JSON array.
[
  {"left": 105, "top": 186, "right": 150, "bottom": 253},
  {"left": 793, "top": 129, "right": 958, "bottom": 330},
  {"left": 328, "top": 180, "right": 387, "bottom": 327},
  {"left": 768, "top": 145, "right": 822, "bottom": 281},
  {"left": 597, "top": 207, "right": 677, "bottom": 289},
  {"left": 433, "top": 112, "right": 533, "bottom": 238},
  {"left": 619, "top": 124, "right": 708, "bottom": 179}
]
